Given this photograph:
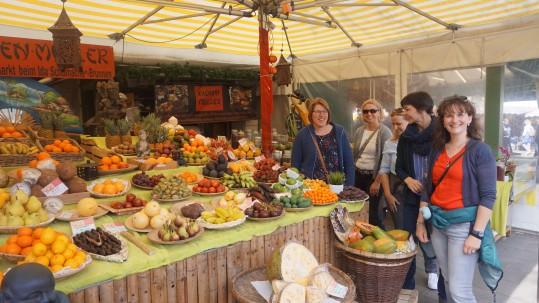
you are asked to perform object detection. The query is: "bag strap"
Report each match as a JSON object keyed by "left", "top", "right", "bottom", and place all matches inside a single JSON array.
[
  {"left": 437, "top": 140, "right": 479, "bottom": 185},
  {"left": 309, "top": 130, "right": 328, "bottom": 177},
  {"left": 357, "top": 126, "right": 380, "bottom": 158}
]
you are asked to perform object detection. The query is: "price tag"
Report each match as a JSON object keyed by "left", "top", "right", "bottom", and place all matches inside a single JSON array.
[
  {"left": 325, "top": 280, "right": 348, "bottom": 298},
  {"left": 249, "top": 142, "right": 257, "bottom": 152},
  {"left": 214, "top": 147, "right": 223, "bottom": 154},
  {"left": 273, "top": 192, "right": 291, "bottom": 199},
  {"left": 57, "top": 211, "right": 77, "bottom": 220},
  {"left": 272, "top": 164, "right": 280, "bottom": 171},
  {"left": 238, "top": 138, "right": 248, "bottom": 147},
  {"left": 41, "top": 178, "right": 68, "bottom": 196},
  {"left": 103, "top": 222, "right": 128, "bottom": 233},
  {"left": 70, "top": 217, "right": 96, "bottom": 235},
  {"left": 239, "top": 197, "right": 254, "bottom": 210},
  {"left": 254, "top": 154, "right": 266, "bottom": 162}
]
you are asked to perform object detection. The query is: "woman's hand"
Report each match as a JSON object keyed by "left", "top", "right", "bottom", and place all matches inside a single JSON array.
[
  {"left": 416, "top": 224, "right": 429, "bottom": 243},
  {"left": 384, "top": 194, "right": 399, "bottom": 213},
  {"left": 405, "top": 177, "right": 423, "bottom": 194},
  {"left": 464, "top": 235, "right": 481, "bottom": 254},
  {"left": 369, "top": 182, "right": 380, "bottom": 196}
]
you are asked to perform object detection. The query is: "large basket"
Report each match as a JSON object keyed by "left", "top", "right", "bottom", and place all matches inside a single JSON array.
[
  {"left": 335, "top": 240, "right": 417, "bottom": 303},
  {"left": 231, "top": 266, "right": 356, "bottom": 303},
  {"left": 37, "top": 138, "right": 86, "bottom": 162},
  {"left": 0, "top": 137, "right": 41, "bottom": 166}
]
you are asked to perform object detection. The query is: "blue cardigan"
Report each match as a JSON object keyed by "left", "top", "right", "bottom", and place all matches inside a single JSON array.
[
  {"left": 291, "top": 123, "right": 355, "bottom": 186},
  {"left": 421, "top": 139, "right": 497, "bottom": 210}
]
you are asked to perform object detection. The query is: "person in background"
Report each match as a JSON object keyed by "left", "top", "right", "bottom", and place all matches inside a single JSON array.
[
  {"left": 291, "top": 97, "right": 355, "bottom": 186},
  {"left": 395, "top": 91, "right": 445, "bottom": 298},
  {"left": 418, "top": 95, "right": 502, "bottom": 303},
  {"left": 520, "top": 119, "right": 535, "bottom": 156},
  {"left": 502, "top": 118, "right": 512, "bottom": 153},
  {"left": 352, "top": 99, "right": 392, "bottom": 228},
  {"left": 378, "top": 108, "right": 409, "bottom": 229}
]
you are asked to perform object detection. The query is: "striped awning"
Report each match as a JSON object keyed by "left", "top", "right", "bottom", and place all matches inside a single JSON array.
[{"left": 2, "top": 0, "right": 539, "bottom": 61}]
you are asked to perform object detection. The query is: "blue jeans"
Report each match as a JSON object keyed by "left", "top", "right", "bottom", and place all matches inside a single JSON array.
[{"left": 431, "top": 222, "right": 479, "bottom": 303}]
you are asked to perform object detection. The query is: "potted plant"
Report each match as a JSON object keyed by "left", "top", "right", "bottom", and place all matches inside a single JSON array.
[{"left": 327, "top": 171, "right": 346, "bottom": 194}]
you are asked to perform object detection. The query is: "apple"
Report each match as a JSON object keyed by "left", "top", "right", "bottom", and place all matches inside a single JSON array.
[
  {"left": 126, "top": 193, "right": 136, "bottom": 203},
  {"left": 132, "top": 198, "right": 143, "bottom": 207},
  {"left": 110, "top": 201, "right": 124, "bottom": 209},
  {"left": 124, "top": 202, "right": 133, "bottom": 208}
]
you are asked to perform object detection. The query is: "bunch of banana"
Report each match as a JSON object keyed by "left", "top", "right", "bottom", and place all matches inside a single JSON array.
[
  {"left": 0, "top": 143, "right": 39, "bottom": 155},
  {"left": 200, "top": 206, "right": 245, "bottom": 224},
  {"left": 221, "top": 171, "right": 257, "bottom": 189}
]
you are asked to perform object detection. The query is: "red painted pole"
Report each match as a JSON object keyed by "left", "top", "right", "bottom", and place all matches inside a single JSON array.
[{"left": 259, "top": 26, "right": 273, "bottom": 158}]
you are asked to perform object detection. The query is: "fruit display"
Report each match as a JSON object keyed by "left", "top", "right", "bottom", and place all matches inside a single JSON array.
[
  {"left": 111, "top": 143, "right": 136, "bottom": 155},
  {"left": 0, "top": 142, "right": 39, "bottom": 155},
  {"left": 151, "top": 175, "right": 191, "bottom": 200},
  {"left": 16, "top": 227, "right": 88, "bottom": 273},
  {"left": 76, "top": 198, "right": 99, "bottom": 217},
  {"left": 200, "top": 206, "right": 245, "bottom": 224},
  {"left": 177, "top": 171, "right": 200, "bottom": 184},
  {"left": 215, "top": 190, "right": 248, "bottom": 209},
  {"left": 130, "top": 201, "right": 173, "bottom": 230},
  {"left": 303, "top": 187, "right": 339, "bottom": 205},
  {"left": 271, "top": 194, "right": 312, "bottom": 209},
  {"left": 253, "top": 158, "right": 279, "bottom": 183},
  {"left": 41, "top": 139, "right": 81, "bottom": 153},
  {"left": 202, "top": 154, "right": 231, "bottom": 178},
  {"left": 266, "top": 242, "right": 319, "bottom": 286},
  {"left": 89, "top": 179, "right": 129, "bottom": 196},
  {"left": 348, "top": 222, "right": 412, "bottom": 254},
  {"left": 221, "top": 172, "right": 257, "bottom": 189},
  {"left": 0, "top": 190, "right": 50, "bottom": 227},
  {"left": 244, "top": 201, "right": 284, "bottom": 219},
  {"left": 183, "top": 149, "right": 210, "bottom": 165},
  {"left": 108, "top": 193, "right": 148, "bottom": 210},
  {"left": 72, "top": 228, "right": 122, "bottom": 256},
  {"left": 132, "top": 172, "right": 165, "bottom": 188},
  {"left": 154, "top": 215, "right": 201, "bottom": 242},
  {"left": 247, "top": 184, "right": 276, "bottom": 203},
  {"left": 152, "top": 142, "right": 178, "bottom": 158},
  {"left": 97, "top": 155, "right": 130, "bottom": 171},
  {"left": 0, "top": 126, "right": 25, "bottom": 139},
  {"left": 338, "top": 186, "right": 368, "bottom": 201},
  {"left": 191, "top": 178, "right": 227, "bottom": 194},
  {"left": 20, "top": 160, "right": 87, "bottom": 196},
  {"left": 302, "top": 179, "right": 328, "bottom": 190}
]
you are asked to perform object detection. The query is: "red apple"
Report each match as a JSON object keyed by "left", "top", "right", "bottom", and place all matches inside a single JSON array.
[
  {"left": 126, "top": 193, "right": 136, "bottom": 203},
  {"left": 124, "top": 202, "right": 133, "bottom": 208},
  {"left": 131, "top": 198, "right": 143, "bottom": 207}
]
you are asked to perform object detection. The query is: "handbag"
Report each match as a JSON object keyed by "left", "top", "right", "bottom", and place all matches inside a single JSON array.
[{"left": 309, "top": 130, "right": 329, "bottom": 181}]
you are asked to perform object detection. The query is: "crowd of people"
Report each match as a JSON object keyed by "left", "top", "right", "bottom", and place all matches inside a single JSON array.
[{"left": 291, "top": 92, "right": 502, "bottom": 303}]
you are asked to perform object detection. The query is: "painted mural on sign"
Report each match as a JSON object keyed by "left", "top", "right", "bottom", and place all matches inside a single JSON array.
[{"left": 0, "top": 77, "right": 82, "bottom": 132}]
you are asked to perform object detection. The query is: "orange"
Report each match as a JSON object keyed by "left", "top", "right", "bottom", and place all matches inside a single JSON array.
[
  {"left": 100, "top": 157, "right": 112, "bottom": 166},
  {"left": 16, "top": 235, "right": 33, "bottom": 248},
  {"left": 59, "top": 143, "right": 66, "bottom": 150},
  {"left": 44, "top": 250, "right": 54, "bottom": 260},
  {"left": 50, "top": 264, "right": 64, "bottom": 273},
  {"left": 110, "top": 155, "right": 121, "bottom": 164},
  {"left": 40, "top": 227, "right": 57, "bottom": 245},
  {"left": 114, "top": 181, "right": 125, "bottom": 192},
  {"left": 0, "top": 127, "right": 6, "bottom": 135},
  {"left": 71, "top": 146, "right": 79, "bottom": 153},
  {"left": 51, "top": 240, "right": 67, "bottom": 254},
  {"left": 118, "top": 162, "right": 129, "bottom": 169},
  {"left": 7, "top": 235, "right": 18, "bottom": 244},
  {"left": 37, "top": 152, "right": 51, "bottom": 161},
  {"left": 55, "top": 234, "right": 69, "bottom": 245},
  {"left": 34, "top": 255, "right": 50, "bottom": 267},
  {"left": 102, "top": 184, "right": 117, "bottom": 195},
  {"left": 18, "top": 227, "right": 33, "bottom": 237},
  {"left": 109, "top": 164, "right": 118, "bottom": 170},
  {"left": 33, "top": 227, "right": 44, "bottom": 239},
  {"left": 97, "top": 165, "right": 109, "bottom": 171},
  {"left": 52, "top": 146, "right": 62, "bottom": 152},
  {"left": 2, "top": 133, "right": 12, "bottom": 138},
  {"left": 92, "top": 183, "right": 105, "bottom": 193},
  {"left": 16, "top": 168, "right": 24, "bottom": 179},
  {"left": 5, "top": 126, "right": 15, "bottom": 133},
  {"left": 0, "top": 244, "right": 7, "bottom": 253},
  {"left": 6, "top": 243, "right": 21, "bottom": 255},
  {"left": 73, "top": 251, "right": 86, "bottom": 264},
  {"left": 64, "top": 258, "right": 79, "bottom": 269},
  {"left": 62, "top": 139, "right": 70, "bottom": 144},
  {"left": 20, "top": 247, "right": 32, "bottom": 256},
  {"left": 50, "top": 254, "right": 66, "bottom": 267},
  {"left": 62, "top": 248, "right": 75, "bottom": 259},
  {"left": 44, "top": 144, "right": 53, "bottom": 152},
  {"left": 29, "top": 159, "right": 38, "bottom": 168},
  {"left": 53, "top": 139, "right": 62, "bottom": 146},
  {"left": 102, "top": 180, "right": 113, "bottom": 185},
  {"left": 63, "top": 145, "right": 72, "bottom": 152},
  {"left": 12, "top": 131, "right": 22, "bottom": 138},
  {"left": 53, "top": 160, "right": 59, "bottom": 166}
]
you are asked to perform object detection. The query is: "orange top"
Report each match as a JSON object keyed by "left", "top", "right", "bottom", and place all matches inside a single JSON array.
[{"left": 431, "top": 148, "right": 465, "bottom": 210}]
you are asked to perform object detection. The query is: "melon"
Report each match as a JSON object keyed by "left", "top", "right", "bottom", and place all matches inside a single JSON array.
[
  {"left": 276, "top": 282, "right": 306, "bottom": 303},
  {"left": 266, "top": 242, "right": 319, "bottom": 286}
]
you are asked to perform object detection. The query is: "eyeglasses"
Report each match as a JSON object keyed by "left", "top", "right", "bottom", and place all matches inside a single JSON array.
[
  {"left": 362, "top": 109, "right": 379, "bottom": 115},
  {"left": 392, "top": 107, "right": 404, "bottom": 113},
  {"left": 442, "top": 95, "right": 469, "bottom": 103},
  {"left": 313, "top": 110, "right": 328, "bottom": 115}
]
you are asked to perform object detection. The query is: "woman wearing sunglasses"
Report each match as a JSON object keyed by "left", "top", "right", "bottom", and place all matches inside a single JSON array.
[
  {"left": 291, "top": 98, "right": 355, "bottom": 186},
  {"left": 351, "top": 99, "right": 392, "bottom": 228}
]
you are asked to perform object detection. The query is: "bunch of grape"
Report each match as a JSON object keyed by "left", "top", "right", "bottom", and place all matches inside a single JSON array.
[{"left": 132, "top": 172, "right": 165, "bottom": 188}]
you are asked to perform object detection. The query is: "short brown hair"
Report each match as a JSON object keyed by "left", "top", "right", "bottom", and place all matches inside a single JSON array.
[{"left": 308, "top": 98, "right": 332, "bottom": 124}]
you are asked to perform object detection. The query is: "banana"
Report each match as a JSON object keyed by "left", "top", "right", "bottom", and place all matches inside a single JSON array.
[
  {"left": 214, "top": 208, "right": 228, "bottom": 219},
  {"left": 0, "top": 146, "right": 8, "bottom": 154}
]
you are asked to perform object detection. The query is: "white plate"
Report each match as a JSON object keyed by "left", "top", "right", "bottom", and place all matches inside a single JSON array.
[
  {"left": 55, "top": 207, "right": 109, "bottom": 222},
  {"left": 124, "top": 215, "right": 152, "bottom": 233},
  {"left": 196, "top": 216, "right": 246, "bottom": 230}
]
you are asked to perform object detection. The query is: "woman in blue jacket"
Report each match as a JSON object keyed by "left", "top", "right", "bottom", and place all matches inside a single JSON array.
[{"left": 291, "top": 98, "right": 355, "bottom": 186}]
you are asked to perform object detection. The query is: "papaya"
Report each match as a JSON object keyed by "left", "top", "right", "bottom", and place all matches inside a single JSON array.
[
  {"left": 373, "top": 238, "right": 397, "bottom": 254},
  {"left": 349, "top": 239, "right": 374, "bottom": 252},
  {"left": 355, "top": 221, "right": 375, "bottom": 236},
  {"left": 387, "top": 229, "right": 410, "bottom": 241},
  {"left": 372, "top": 226, "right": 395, "bottom": 240},
  {"left": 362, "top": 235, "right": 376, "bottom": 244}
]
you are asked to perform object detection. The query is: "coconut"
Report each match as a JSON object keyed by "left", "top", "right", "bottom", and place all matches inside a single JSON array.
[
  {"left": 266, "top": 242, "right": 319, "bottom": 286},
  {"left": 56, "top": 162, "right": 77, "bottom": 181},
  {"left": 30, "top": 184, "right": 46, "bottom": 197},
  {"left": 65, "top": 177, "right": 88, "bottom": 194},
  {"left": 37, "top": 169, "right": 59, "bottom": 187}
]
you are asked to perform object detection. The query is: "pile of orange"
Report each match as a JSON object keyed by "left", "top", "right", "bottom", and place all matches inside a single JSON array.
[
  {"left": 178, "top": 171, "right": 199, "bottom": 183},
  {"left": 98, "top": 155, "right": 129, "bottom": 171},
  {"left": 303, "top": 187, "right": 339, "bottom": 205},
  {"left": 0, "top": 227, "right": 35, "bottom": 257},
  {"left": 92, "top": 179, "right": 126, "bottom": 195},
  {"left": 27, "top": 152, "right": 59, "bottom": 171},
  {"left": 43, "top": 139, "right": 80, "bottom": 153},
  {"left": 144, "top": 156, "right": 173, "bottom": 165},
  {"left": 9, "top": 227, "right": 87, "bottom": 273},
  {"left": 182, "top": 139, "right": 208, "bottom": 153},
  {"left": 0, "top": 126, "right": 24, "bottom": 139}
]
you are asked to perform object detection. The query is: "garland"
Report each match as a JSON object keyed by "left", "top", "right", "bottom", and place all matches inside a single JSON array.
[{"left": 115, "top": 62, "right": 260, "bottom": 85}]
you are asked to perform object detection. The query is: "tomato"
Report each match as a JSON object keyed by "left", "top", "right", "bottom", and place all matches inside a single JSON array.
[
  {"left": 198, "top": 180, "right": 205, "bottom": 187},
  {"left": 193, "top": 186, "right": 200, "bottom": 192},
  {"left": 208, "top": 187, "right": 216, "bottom": 193},
  {"left": 201, "top": 187, "right": 209, "bottom": 193},
  {"left": 203, "top": 180, "right": 212, "bottom": 188},
  {"left": 211, "top": 180, "right": 220, "bottom": 188},
  {"left": 217, "top": 185, "right": 226, "bottom": 192}
]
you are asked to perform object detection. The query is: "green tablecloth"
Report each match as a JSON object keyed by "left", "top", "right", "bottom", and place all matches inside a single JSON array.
[{"left": 0, "top": 166, "right": 364, "bottom": 294}]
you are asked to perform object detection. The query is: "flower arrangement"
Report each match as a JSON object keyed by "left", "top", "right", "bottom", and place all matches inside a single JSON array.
[{"left": 497, "top": 145, "right": 511, "bottom": 166}]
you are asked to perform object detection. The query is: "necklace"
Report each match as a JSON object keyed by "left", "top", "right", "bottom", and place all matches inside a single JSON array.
[{"left": 445, "top": 139, "right": 469, "bottom": 167}]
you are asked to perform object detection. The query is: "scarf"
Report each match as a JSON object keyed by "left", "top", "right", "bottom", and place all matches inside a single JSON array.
[{"left": 401, "top": 117, "right": 435, "bottom": 156}]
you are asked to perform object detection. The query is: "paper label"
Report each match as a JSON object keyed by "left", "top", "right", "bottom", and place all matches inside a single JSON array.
[
  {"left": 42, "top": 178, "right": 68, "bottom": 196},
  {"left": 238, "top": 138, "right": 248, "bottom": 147},
  {"left": 273, "top": 192, "right": 291, "bottom": 199},
  {"left": 71, "top": 218, "right": 96, "bottom": 235},
  {"left": 272, "top": 164, "right": 280, "bottom": 171},
  {"left": 57, "top": 211, "right": 76, "bottom": 220},
  {"left": 250, "top": 281, "right": 272, "bottom": 303},
  {"left": 249, "top": 142, "right": 257, "bottom": 152},
  {"left": 254, "top": 154, "right": 266, "bottom": 162},
  {"left": 214, "top": 147, "right": 223, "bottom": 154},
  {"left": 326, "top": 280, "right": 348, "bottom": 298},
  {"left": 240, "top": 197, "right": 254, "bottom": 210},
  {"left": 103, "top": 222, "right": 128, "bottom": 233}
]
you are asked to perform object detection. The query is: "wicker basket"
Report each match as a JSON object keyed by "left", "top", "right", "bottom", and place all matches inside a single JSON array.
[
  {"left": 231, "top": 266, "right": 356, "bottom": 303},
  {"left": 0, "top": 136, "right": 41, "bottom": 166},
  {"left": 335, "top": 240, "right": 417, "bottom": 303},
  {"left": 36, "top": 138, "right": 86, "bottom": 162}
]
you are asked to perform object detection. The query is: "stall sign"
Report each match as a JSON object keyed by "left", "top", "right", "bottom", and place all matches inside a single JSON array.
[
  {"left": 0, "top": 36, "right": 114, "bottom": 79},
  {"left": 195, "top": 86, "right": 223, "bottom": 111}
]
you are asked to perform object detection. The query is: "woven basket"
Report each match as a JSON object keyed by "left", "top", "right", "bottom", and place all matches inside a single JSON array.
[
  {"left": 231, "top": 266, "right": 356, "bottom": 303},
  {"left": 0, "top": 136, "right": 41, "bottom": 166},
  {"left": 36, "top": 138, "right": 86, "bottom": 162},
  {"left": 335, "top": 240, "right": 417, "bottom": 303}
]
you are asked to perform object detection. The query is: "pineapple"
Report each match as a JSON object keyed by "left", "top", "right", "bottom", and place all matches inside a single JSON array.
[
  {"left": 52, "top": 111, "right": 67, "bottom": 139},
  {"left": 132, "top": 108, "right": 141, "bottom": 136},
  {"left": 38, "top": 111, "right": 54, "bottom": 139},
  {"left": 103, "top": 119, "right": 121, "bottom": 148},
  {"left": 117, "top": 119, "right": 132, "bottom": 144}
]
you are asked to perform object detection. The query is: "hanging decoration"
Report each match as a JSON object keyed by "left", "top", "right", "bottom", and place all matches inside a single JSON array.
[
  {"left": 48, "top": 0, "right": 83, "bottom": 72},
  {"left": 276, "top": 54, "right": 292, "bottom": 86}
]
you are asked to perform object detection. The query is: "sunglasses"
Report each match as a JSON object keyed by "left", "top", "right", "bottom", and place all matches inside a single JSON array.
[{"left": 362, "top": 109, "right": 379, "bottom": 114}]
